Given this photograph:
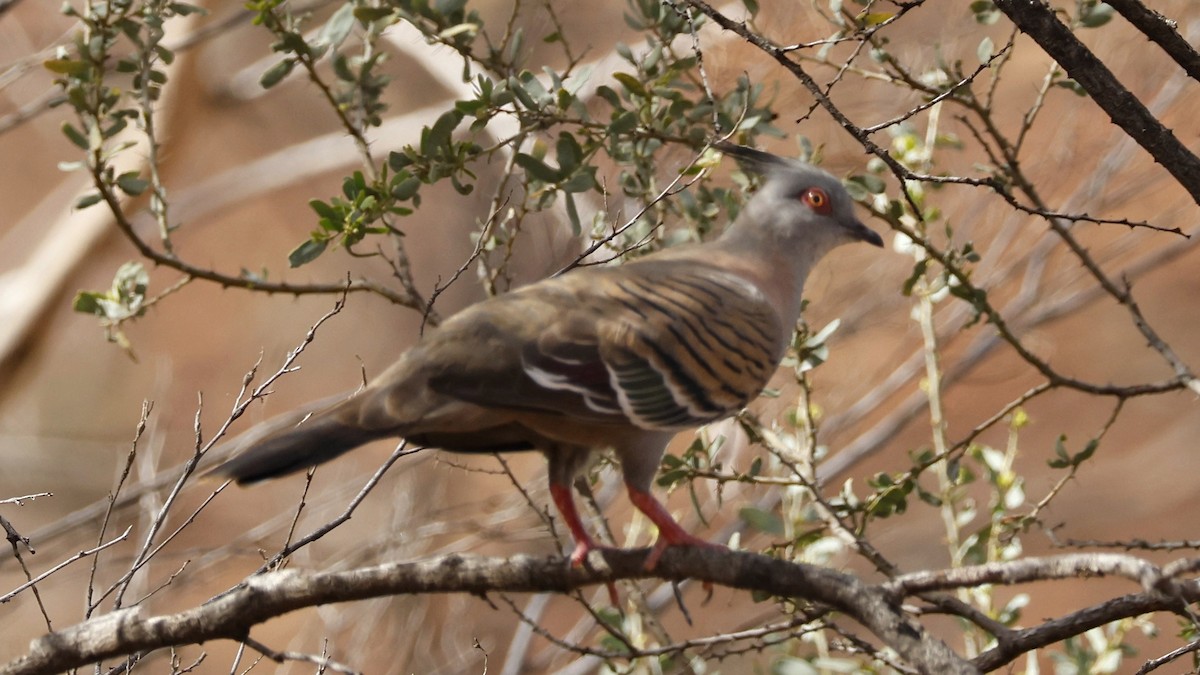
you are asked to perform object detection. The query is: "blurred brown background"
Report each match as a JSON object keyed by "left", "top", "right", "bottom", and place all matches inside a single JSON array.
[{"left": 1, "top": 1, "right": 1198, "bottom": 672}]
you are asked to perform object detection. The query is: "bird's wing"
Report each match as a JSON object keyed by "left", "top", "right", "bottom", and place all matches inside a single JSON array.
[{"left": 425, "top": 260, "right": 785, "bottom": 431}]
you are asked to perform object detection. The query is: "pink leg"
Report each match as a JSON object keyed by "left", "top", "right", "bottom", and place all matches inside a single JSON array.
[
  {"left": 627, "top": 486, "right": 723, "bottom": 569},
  {"left": 550, "top": 482, "right": 599, "bottom": 567},
  {"left": 550, "top": 482, "right": 620, "bottom": 605}
]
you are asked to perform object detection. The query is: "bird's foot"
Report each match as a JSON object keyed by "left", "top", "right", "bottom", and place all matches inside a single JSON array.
[
  {"left": 567, "top": 539, "right": 620, "bottom": 567},
  {"left": 568, "top": 539, "right": 591, "bottom": 567},
  {"left": 563, "top": 540, "right": 621, "bottom": 606},
  {"left": 626, "top": 486, "right": 725, "bottom": 570},
  {"left": 645, "top": 529, "right": 724, "bottom": 570}
]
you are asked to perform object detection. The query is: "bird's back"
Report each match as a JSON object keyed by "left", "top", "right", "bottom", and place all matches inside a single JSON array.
[{"left": 346, "top": 255, "right": 786, "bottom": 448}]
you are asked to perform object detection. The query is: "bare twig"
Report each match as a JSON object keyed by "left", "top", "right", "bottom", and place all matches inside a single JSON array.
[
  {"left": 1135, "top": 638, "right": 1200, "bottom": 675},
  {"left": 1, "top": 527, "right": 132, "bottom": 605},
  {"left": 0, "top": 493, "right": 52, "bottom": 507},
  {"left": 241, "top": 636, "right": 360, "bottom": 675},
  {"left": 249, "top": 443, "right": 423, "bottom": 576}
]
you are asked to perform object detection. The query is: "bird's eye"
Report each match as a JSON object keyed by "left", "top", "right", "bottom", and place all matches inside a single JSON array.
[{"left": 801, "top": 187, "right": 832, "bottom": 215}]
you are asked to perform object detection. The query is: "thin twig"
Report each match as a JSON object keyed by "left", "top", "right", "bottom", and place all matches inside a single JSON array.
[{"left": 0, "top": 527, "right": 132, "bottom": 604}]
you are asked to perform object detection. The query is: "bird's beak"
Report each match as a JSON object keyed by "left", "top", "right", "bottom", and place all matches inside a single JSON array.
[{"left": 849, "top": 219, "right": 885, "bottom": 247}]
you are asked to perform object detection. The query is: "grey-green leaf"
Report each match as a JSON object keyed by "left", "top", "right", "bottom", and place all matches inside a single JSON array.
[
  {"left": 288, "top": 239, "right": 328, "bottom": 267},
  {"left": 75, "top": 192, "right": 104, "bottom": 209},
  {"left": 514, "top": 152, "right": 560, "bottom": 182},
  {"left": 61, "top": 122, "right": 89, "bottom": 150},
  {"left": 977, "top": 36, "right": 994, "bottom": 64},
  {"left": 116, "top": 173, "right": 150, "bottom": 196},
  {"left": 317, "top": 2, "right": 356, "bottom": 50},
  {"left": 260, "top": 59, "right": 295, "bottom": 89},
  {"left": 739, "top": 506, "right": 784, "bottom": 536}
]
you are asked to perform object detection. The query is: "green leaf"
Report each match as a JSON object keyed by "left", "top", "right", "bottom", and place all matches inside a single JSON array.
[
  {"left": 309, "top": 199, "right": 339, "bottom": 221},
  {"left": 390, "top": 176, "right": 421, "bottom": 201},
  {"left": 594, "top": 85, "right": 622, "bottom": 108},
  {"left": 748, "top": 457, "right": 762, "bottom": 477},
  {"left": 450, "top": 174, "right": 473, "bottom": 195},
  {"left": 564, "top": 192, "right": 581, "bottom": 235},
  {"left": 102, "top": 116, "right": 129, "bottom": 140},
  {"left": 168, "top": 2, "right": 206, "bottom": 16},
  {"left": 739, "top": 506, "right": 784, "bottom": 536},
  {"left": 331, "top": 53, "right": 354, "bottom": 82},
  {"left": 317, "top": 2, "right": 356, "bottom": 49},
  {"left": 859, "top": 12, "right": 893, "bottom": 27},
  {"left": 388, "top": 150, "right": 413, "bottom": 171},
  {"left": 1053, "top": 79, "right": 1088, "bottom": 97},
  {"left": 61, "top": 122, "right": 89, "bottom": 150},
  {"left": 1075, "top": 439, "right": 1099, "bottom": 464},
  {"left": 116, "top": 173, "right": 149, "bottom": 196},
  {"left": 75, "top": 192, "right": 104, "bottom": 210},
  {"left": 523, "top": 70, "right": 552, "bottom": 100},
  {"left": 435, "top": 0, "right": 468, "bottom": 16},
  {"left": 288, "top": 238, "right": 328, "bottom": 267},
  {"left": 555, "top": 132, "right": 583, "bottom": 172},
  {"left": 608, "top": 110, "right": 638, "bottom": 134},
  {"left": 73, "top": 291, "right": 105, "bottom": 316},
  {"left": 656, "top": 468, "right": 689, "bottom": 487},
  {"left": 561, "top": 170, "right": 596, "bottom": 194},
  {"left": 514, "top": 152, "right": 560, "bottom": 182},
  {"left": 354, "top": 6, "right": 393, "bottom": 22},
  {"left": 1048, "top": 434, "right": 1071, "bottom": 468},
  {"left": 278, "top": 32, "right": 310, "bottom": 57},
  {"left": 113, "top": 261, "right": 149, "bottom": 299},
  {"left": 43, "top": 58, "right": 89, "bottom": 75},
  {"left": 343, "top": 171, "right": 366, "bottom": 199},
  {"left": 612, "top": 72, "right": 647, "bottom": 97},
  {"left": 1079, "top": 2, "right": 1114, "bottom": 28},
  {"left": 969, "top": 0, "right": 1000, "bottom": 25},
  {"left": 423, "top": 110, "right": 462, "bottom": 151},
  {"left": 902, "top": 259, "right": 930, "bottom": 296},
  {"left": 977, "top": 36, "right": 994, "bottom": 64},
  {"left": 847, "top": 174, "right": 886, "bottom": 195},
  {"left": 916, "top": 485, "right": 943, "bottom": 507},
  {"left": 508, "top": 76, "right": 538, "bottom": 109},
  {"left": 259, "top": 58, "right": 294, "bottom": 89}
]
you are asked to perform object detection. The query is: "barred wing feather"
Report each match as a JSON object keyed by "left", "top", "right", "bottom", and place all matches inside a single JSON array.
[{"left": 524, "top": 263, "right": 784, "bottom": 430}]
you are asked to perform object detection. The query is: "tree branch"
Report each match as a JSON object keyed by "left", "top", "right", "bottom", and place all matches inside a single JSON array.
[
  {"left": 2, "top": 548, "right": 977, "bottom": 675},
  {"left": 992, "top": 0, "right": 1200, "bottom": 204},
  {"left": 1104, "top": 0, "right": 1200, "bottom": 82}
]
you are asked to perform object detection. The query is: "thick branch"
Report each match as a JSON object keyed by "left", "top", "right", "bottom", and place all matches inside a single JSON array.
[
  {"left": 975, "top": 591, "right": 1192, "bottom": 671},
  {"left": 2, "top": 549, "right": 975, "bottom": 675},
  {"left": 1104, "top": 0, "right": 1200, "bottom": 82},
  {"left": 992, "top": 0, "right": 1200, "bottom": 204}
]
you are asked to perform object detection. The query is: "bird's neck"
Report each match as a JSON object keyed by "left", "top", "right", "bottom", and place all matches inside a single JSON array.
[{"left": 711, "top": 225, "right": 820, "bottom": 327}]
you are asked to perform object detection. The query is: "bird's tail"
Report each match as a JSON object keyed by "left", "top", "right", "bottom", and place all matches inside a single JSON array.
[{"left": 208, "top": 395, "right": 389, "bottom": 484}]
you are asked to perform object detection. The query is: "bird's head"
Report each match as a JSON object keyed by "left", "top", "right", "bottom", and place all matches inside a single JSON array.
[{"left": 715, "top": 141, "right": 884, "bottom": 254}]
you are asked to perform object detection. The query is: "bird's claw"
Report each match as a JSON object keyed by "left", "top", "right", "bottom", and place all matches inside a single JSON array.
[
  {"left": 568, "top": 540, "right": 593, "bottom": 568},
  {"left": 644, "top": 531, "right": 723, "bottom": 570},
  {"left": 564, "top": 541, "right": 621, "bottom": 606}
]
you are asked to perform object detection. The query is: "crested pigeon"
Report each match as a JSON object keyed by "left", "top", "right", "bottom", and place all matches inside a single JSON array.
[{"left": 212, "top": 142, "right": 884, "bottom": 568}]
